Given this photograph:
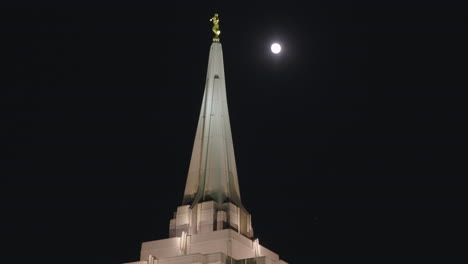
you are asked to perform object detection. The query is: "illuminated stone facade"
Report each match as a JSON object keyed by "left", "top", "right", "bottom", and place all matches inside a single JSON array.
[{"left": 122, "top": 42, "right": 288, "bottom": 264}]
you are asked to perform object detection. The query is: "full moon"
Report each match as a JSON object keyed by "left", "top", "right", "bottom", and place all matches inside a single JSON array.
[{"left": 271, "top": 43, "right": 281, "bottom": 54}]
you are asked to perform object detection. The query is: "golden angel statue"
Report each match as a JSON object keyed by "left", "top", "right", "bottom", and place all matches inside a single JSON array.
[{"left": 210, "top": 13, "right": 221, "bottom": 42}]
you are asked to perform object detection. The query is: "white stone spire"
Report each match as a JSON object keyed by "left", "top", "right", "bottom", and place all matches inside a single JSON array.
[
  {"left": 168, "top": 42, "right": 254, "bottom": 239},
  {"left": 182, "top": 42, "right": 242, "bottom": 208}
]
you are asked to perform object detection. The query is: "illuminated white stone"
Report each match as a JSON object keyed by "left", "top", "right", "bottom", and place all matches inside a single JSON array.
[{"left": 182, "top": 42, "right": 242, "bottom": 208}]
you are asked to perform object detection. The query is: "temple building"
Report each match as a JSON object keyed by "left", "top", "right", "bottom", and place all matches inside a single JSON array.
[{"left": 122, "top": 14, "right": 288, "bottom": 264}]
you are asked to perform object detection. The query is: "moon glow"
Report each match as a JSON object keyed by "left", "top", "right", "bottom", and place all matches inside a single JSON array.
[{"left": 271, "top": 43, "right": 281, "bottom": 54}]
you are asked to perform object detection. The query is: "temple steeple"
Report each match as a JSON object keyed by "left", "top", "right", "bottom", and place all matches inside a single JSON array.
[
  {"left": 168, "top": 20, "right": 253, "bottom": 239},
  {"left": 182, "top": 41, "right": 242, "bottom": 208}
]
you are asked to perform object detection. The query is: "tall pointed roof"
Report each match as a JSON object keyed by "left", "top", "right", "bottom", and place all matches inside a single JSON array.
[{"left": 182, "top": 41, "right": 243, "bottom": 209}]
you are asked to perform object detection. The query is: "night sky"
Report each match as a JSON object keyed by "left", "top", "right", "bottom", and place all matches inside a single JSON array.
[{"left": 1, "top": 1, "right": 465, "bottom": 264}]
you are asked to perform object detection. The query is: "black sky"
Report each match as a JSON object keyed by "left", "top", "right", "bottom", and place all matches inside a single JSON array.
[{"left": 1, "top": 1, "right": 465, "bottom": 264}]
